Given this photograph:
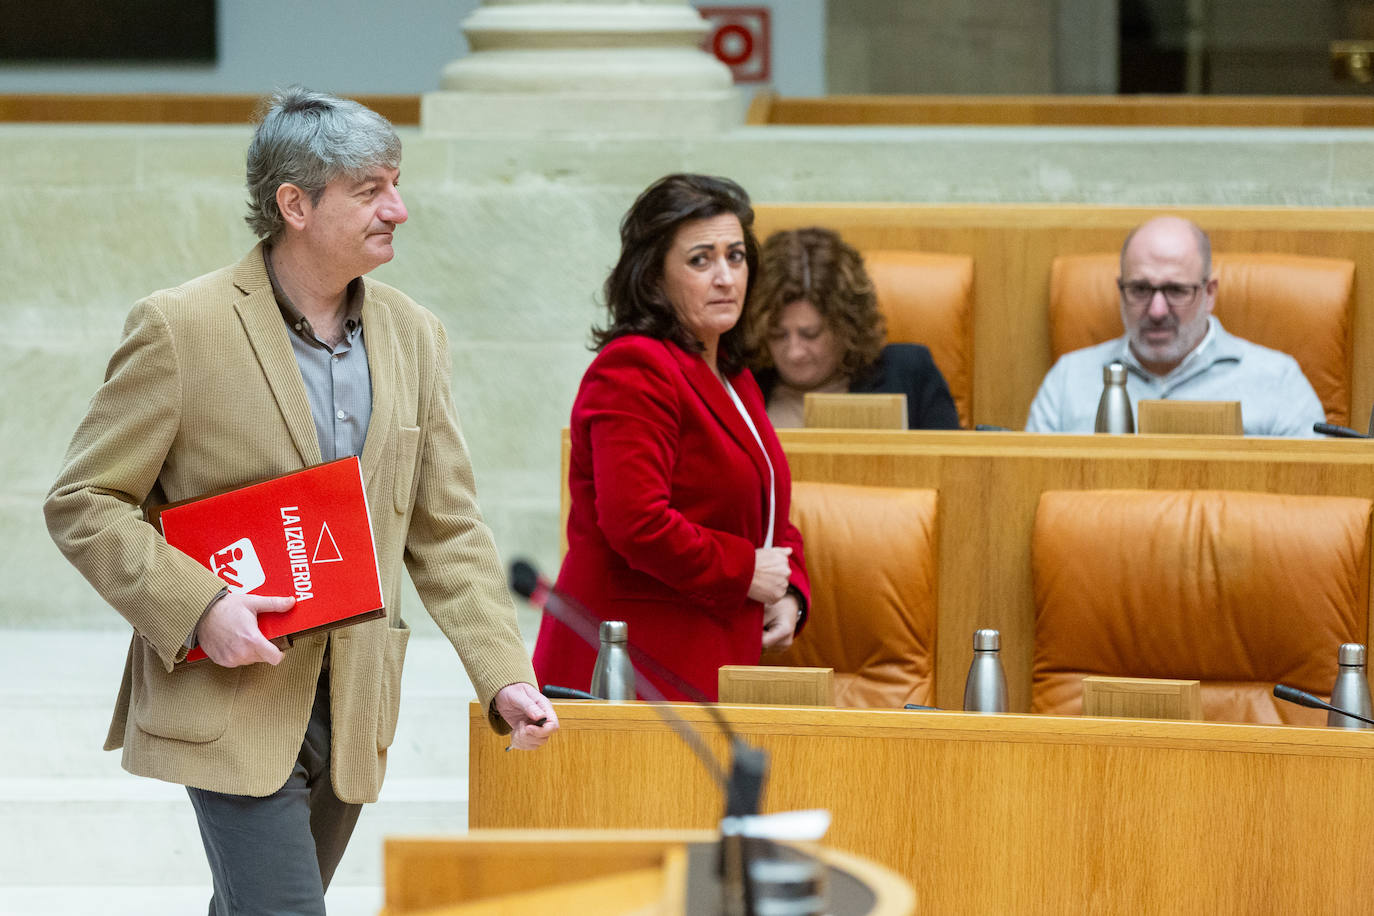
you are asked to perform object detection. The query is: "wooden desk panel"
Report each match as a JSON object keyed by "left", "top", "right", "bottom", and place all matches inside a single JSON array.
[
  {"left": 559, "top": 430, "right": 1374, "bottom": 712},
  {"left": 471, "top": 702, "right": 1374, "bottom": 916},
  {"left": 776, "top": 429, "right": 1374, "bottom": 712}
]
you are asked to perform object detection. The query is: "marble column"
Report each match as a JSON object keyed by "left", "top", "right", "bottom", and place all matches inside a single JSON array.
[{"left": 423, "top": 0, "right": 740, "bottom": 136}]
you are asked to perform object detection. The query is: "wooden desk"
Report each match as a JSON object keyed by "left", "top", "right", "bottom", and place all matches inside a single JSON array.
[
  {"left": 776, "top": 429, "right": 1374, "bottom": 711},
  {"left": 562, "top": 429, "right": 1374, "bottom": 711},
  {"left": 471, "top": 701, "right": 1374, "bottom": 915}
]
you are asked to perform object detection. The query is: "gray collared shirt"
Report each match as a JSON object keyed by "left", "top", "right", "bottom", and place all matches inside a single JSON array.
[
  {"left": 185, "top": 249, "right": 376, "bottom": 653},
  {"left": 1024, "top": 318, "right": 1326, "bottom": 436},
  {"left": 264, "top": 246, "right": 372, "bottom": 461}
]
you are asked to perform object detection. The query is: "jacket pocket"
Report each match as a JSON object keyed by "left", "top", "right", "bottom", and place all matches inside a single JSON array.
[
  {"left": 376, "top": 621, "right": 411, "bottom": 750},
  {"left": 132, "top": 644, "right": 242, "bottom": 743},
  {"left": 394, "top": 425, "right": 421, "bottom": 513}
]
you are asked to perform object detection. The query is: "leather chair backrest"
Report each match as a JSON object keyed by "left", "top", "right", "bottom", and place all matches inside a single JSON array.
[
  {"left": 863, "top": 250, "right": 975, "bottom": 428},
  {"left": 1049, "top": 252, "right": 1355, "bottom": 426},
  {"left": 768, "top": 481, "right": 939, "bottom": 708},
  {"left": 1031, "top": 489, "right": 1371, "bottom": 724}
]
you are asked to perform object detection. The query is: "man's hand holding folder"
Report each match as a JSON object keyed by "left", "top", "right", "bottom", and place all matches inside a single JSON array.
[
  {"left": 158, "top": 457, "right": 386, "bottom": 667},
  {"left": 198, "top": 594, "right": 297, "bottom": 667}
]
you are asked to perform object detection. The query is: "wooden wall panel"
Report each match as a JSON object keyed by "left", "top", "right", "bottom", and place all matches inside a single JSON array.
[{"left": 754, "top": 204, "right": 1374, "bottom": 432}]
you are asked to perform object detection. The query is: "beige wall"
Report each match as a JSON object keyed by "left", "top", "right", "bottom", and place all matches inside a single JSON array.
[
  {"left": 10, "top": 120, "right": 1374, "bottom": 635},
  {"left": 826, "top": 0, "right": 1057, "bottom": 93}
]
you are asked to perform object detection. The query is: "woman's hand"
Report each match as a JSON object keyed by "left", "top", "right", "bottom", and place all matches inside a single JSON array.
[
  {"left": 748, "top": 547, "right": 792, "bottom": 604},
  {"left": 761, "top": 594, "right": 801, "bottom": 652}
]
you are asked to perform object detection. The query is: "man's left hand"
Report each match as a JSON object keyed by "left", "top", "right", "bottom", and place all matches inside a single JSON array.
[{"left": 494, "top": 682, "right": 559, "bottom": 750}]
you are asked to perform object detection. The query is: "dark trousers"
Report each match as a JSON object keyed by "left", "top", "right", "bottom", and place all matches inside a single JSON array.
[{"left": 187, "top": 670, "right": 362, "bottom": 916}]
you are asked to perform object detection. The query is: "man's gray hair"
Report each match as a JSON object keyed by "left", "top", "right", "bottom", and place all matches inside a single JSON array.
[{"left": 244, "top": 87, "right": 402, "bottom": 241}]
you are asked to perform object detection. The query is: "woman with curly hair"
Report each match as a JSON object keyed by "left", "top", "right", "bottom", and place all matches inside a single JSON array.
[{"left": 745, "top": 226, "right": 960, "bottom": 430}]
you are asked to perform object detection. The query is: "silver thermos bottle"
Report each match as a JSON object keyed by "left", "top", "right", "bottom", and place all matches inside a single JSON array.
[
  {"left": 747, "top": 858, "right": 827, "bottom": 916},
  {"left": 963, "top": 628, "right": 1007, "bottom": 713},
  {"left": 1094, "top": 361, "right": 1135, "bottom": 434},
  {"left": 590, "top": 620, "right": 636, "bottom": 701},
  {"left": 1327, "top": 642, "right": 1373, "bottom": 729}
]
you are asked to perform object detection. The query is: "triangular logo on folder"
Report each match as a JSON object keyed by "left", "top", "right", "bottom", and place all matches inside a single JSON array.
[{"left": 313, "top": 522, "right": 343, "bottom": 564}]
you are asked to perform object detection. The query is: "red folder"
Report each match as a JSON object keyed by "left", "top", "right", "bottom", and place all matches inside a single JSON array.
[{"left": 154, "top": 457, "right": 385, "bottom": 664}]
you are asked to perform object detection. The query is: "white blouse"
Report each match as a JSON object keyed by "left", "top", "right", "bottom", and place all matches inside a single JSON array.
[{"left": 722, "top": 377, "right": 776, "bottom": 549}]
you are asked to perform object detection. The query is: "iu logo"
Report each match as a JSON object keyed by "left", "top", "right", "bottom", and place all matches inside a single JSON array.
[{"left": 209, "top": 538, "right": 267, "bottom": 594}]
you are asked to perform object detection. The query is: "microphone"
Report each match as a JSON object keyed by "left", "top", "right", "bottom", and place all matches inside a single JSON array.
[
  {"left": 1273, "top": 683, "right": 1374, "bottom": 727},
  {"left": 1313, "top": 422, "right": 1370, "bottom": 439},
  {"left": 974, "top": 424, "right": 1010, "bottom": 432},
  {"left": 509, "top": 558, "right": 767, "bottom": 817},
  {"left": 511, "top": 558, "right": 776, "bottom": 913},
  {"left": 542, "top": 685, "right": 598, "bottom": 700}
]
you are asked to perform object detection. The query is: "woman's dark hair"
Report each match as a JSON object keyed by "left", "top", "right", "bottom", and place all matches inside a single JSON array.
[
  {"left": 743, "top": 226, "right": 886, "bottom": 378},
  {"left": 592, "top": 173, "right": 759, "bottom": 374}
]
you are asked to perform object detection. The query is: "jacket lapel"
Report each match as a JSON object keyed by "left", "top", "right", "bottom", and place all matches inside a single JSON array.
[
  {"left": 668, "top": 342, "right": 772, "bottom": 489},
  {"left": 358, "top": 280, "right": 395, "bottom": 490},
  {"left": 231, "top": 245, "right": 321, "bottom": 467}
]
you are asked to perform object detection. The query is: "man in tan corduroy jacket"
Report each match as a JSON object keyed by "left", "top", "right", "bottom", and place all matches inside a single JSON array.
[{"left": 44, "top": 88, "right": 558, "bottom": 914}]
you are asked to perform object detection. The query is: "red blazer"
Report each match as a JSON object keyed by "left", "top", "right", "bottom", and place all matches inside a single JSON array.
[{"left": 532, "top": 335, "right": 810, "bottom": 701}]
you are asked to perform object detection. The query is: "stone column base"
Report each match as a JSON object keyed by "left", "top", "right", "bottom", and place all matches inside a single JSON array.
[{"left": 422, "top": 89, "right": 740, "bottom": 137}]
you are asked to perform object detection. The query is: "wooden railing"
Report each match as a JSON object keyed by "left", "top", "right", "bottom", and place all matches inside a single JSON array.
[
  {"left": 0, "top": 93, "right": 420, "bottom": 125},
  {"left": 11, "top": 92, "right": 1372, "bottom": 129},
  {"left": 747, "top": 92, "right": 1374, "bottom": 127}
]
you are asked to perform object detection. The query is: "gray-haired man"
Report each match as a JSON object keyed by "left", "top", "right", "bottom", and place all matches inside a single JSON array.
[{"left": 45, "top": 88, "right": 557, "bottom": 914}]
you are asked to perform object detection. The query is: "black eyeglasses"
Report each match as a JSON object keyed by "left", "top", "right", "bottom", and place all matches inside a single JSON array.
[{"left": 1117, "top": 279, "right": 1207, "bottom": 308}]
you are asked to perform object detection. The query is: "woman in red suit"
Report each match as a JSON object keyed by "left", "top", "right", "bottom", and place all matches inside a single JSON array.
[{"left": 532, "top": 174, "right": 810, "bottom": 702}]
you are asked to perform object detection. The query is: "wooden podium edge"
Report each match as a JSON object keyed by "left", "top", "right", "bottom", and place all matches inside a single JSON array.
[{"left": 382, "top": 830, "right": 915, "bottom": 915}]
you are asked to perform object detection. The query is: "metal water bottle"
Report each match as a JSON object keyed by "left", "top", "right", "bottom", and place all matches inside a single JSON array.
[
  {"left": 747, "top": 858, "right": 826, "bottom": 916},
  {"left": 1327, "top": 643, "right": 1373, "bottom": 729},
  {"left": 963, "top": 628, "right": 1007, "bottom": 713},
  {"left": 1094, "top": 361, "right": 1135, "bottom": 434},
  {"left": 590, "top": 620, "right": 636, "bottom": 701}
]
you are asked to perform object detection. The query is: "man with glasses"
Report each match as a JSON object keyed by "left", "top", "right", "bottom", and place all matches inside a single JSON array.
[{"left": 1025, "top": 215, "right": 1324, "bottom": 435}]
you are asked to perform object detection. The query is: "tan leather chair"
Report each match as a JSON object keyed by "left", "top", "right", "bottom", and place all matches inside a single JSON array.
[
  {"left": 767, "top": 480, "right": 939, "bottom": 708},
  {"left": 863, "top": 250, "right": 975, "bottom": 428},
  {"left": 1050, "top": 253, "right": 1355, "bottom": 426},
  {"left": 1031, "top": 489, "right": 1372, "bottom": 724}
]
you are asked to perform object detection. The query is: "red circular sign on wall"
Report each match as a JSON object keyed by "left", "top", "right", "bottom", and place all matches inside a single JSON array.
[
  {"left": 698, "top": 7, "right": 771, "bottom": 83},
  {"left": 712, "top": 23, "right": 754, "bottom": 67}
]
